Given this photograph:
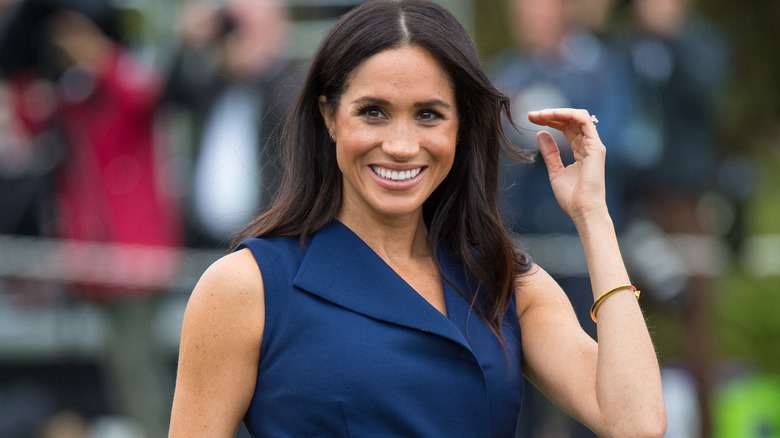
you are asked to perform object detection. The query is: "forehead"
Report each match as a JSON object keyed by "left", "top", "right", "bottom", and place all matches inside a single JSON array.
[{"left": 341, "top": 46, "right": 455, "bottom": 100}]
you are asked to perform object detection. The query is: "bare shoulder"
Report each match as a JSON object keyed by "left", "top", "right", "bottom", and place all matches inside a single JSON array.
[
  {"left": 182, "top": 247, "right": 265, "bottom": 355},
  {"left": 185, "top": 248, "right": 264, "bottom": 325},
  {"left": 513, "top": 264, "right": 573, "bottom": 323},
  {"left": 184, "top": 247, "right": 266, "bottom": 345},
  {"left": 170, "top": 248, "right": 264, "bottom": 435},
  {"left": 199, "top": 248, "right": 263, "bottom": 292},
  {"left": 193, "top": 248, "right": 263, "bottom": 302}
]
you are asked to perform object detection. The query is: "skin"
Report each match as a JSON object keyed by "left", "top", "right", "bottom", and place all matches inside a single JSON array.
[
  {"left": 517, "top": 110, "right": 666, "bottom": 436},
  {"left": 169, "top": 47, "right": 666, "bottom": 437},
  {"left": 319, "top": 46, "right": 458, "bottom": 313}
]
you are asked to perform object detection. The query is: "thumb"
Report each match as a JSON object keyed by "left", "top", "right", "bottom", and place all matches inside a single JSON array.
[{"left": 537, "top": 131, "right": 564, "bottom": 178}]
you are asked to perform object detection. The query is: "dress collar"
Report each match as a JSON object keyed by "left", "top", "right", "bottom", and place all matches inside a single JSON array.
[{"left": 293, "top": 221, "right": 477, "bottom": 352}]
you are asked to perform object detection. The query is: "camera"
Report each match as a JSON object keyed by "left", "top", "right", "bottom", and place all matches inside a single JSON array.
[{"left": 215, "top": 7, "right": 237, "bottom": 39}]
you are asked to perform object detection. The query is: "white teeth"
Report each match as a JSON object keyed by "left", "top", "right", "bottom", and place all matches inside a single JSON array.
[{"left": 372, "top": 166, "right": 422, "bottom": 181}]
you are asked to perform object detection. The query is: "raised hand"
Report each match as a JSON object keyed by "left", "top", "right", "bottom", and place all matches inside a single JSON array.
[
  {"left": 528, "top": 108, "right": 607, "bottom": 225},
  {"left": 47, "top": 11, "right": 113, "bottom": 71}
]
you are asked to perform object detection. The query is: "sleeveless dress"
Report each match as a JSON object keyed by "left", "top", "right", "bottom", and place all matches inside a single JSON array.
[{"left": 237, "top": 221, "right": 524, "bottom": 437}]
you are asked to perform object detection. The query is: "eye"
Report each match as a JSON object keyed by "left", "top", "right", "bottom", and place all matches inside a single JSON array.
[
  {"left": 417, "top": 110, "right": 443, "bottom": 123},
  {"left": 358, "top": 105, "right": 386, "bottom": 120}
]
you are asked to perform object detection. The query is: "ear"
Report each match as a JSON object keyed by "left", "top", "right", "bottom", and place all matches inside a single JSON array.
[{"left": 318, "top": 95, "right": 335, "bottom": 139}]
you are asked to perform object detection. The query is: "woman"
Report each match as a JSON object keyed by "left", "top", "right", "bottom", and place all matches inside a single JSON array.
[{"left": 169, "top": 1, "right": 666, "bottom": 437}]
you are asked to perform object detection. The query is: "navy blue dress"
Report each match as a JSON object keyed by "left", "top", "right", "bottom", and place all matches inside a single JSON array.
[{"left": 237, "top": 221, "right": 523, "bottom": 437}]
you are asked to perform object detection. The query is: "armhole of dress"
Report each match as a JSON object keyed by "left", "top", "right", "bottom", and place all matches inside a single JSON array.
[{"left": 236, "top": 239, "right": 282, "bottom": 358}]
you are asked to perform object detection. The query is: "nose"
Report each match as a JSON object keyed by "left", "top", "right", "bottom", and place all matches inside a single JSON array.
[{"left": 381, "top": 121, "right": 419, "bottom": 160}]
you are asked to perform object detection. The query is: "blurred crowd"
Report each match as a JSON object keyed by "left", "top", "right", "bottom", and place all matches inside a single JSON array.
[
  {"left": 489, "top": 0, "right": 733, "bottom": 437},
  {"left": 0, "top": 0, "right": 301, "bottom": 436},
  {"left": 0, "top": 0, "right": 767, "bottom": 437}
]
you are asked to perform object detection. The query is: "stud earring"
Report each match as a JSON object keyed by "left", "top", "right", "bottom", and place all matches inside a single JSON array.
[{"left": 330, "top": 135, "right": 336, "bottom": 143}]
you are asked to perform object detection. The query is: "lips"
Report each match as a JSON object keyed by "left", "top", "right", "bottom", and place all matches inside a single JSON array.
[{"left": 371, "top": 165, "right": 423, "bottom": 181}]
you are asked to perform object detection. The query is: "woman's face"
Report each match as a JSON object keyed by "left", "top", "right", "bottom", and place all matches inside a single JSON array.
[{"left": 321, "top": 46, "right": 458, "bottom": 222}]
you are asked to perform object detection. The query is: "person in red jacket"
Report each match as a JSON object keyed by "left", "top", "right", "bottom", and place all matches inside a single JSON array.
[
  {"left": 7, "top": 7, "right": 180, "bottom": 437},
  {"left": 11, "top": 10, "right": 181, "bottom": 268}
]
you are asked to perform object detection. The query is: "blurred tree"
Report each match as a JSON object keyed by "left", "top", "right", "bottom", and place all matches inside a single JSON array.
[
  {"left": 695, "top": 0, "right": 780, "bottom": 153},
  {"left": 473, "top": 0, "right": 512, "bottom": 62}
]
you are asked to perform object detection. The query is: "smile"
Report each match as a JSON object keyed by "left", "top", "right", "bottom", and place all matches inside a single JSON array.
[{"left": 371, "top": 165, "right": 423, "bottom": 181}]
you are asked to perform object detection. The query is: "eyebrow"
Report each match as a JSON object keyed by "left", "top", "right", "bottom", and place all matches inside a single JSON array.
[
  {"left": 351, "top": 96, "right": 452, "bottom": 109},
  {"left": 415, "top": 99, "right": 452, "bottom": 109}
]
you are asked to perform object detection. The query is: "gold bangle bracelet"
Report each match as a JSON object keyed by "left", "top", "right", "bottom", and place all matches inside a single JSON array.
[{"left": 590, "top": 285, "right": 641, "bottom": 323}]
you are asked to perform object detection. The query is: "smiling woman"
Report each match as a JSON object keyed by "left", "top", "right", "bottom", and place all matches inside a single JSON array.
[
  {"left": 234, "top": 0, "right": 529, "bottom": 340},
  {"left": 168, "top": 1, "right": 666, "bottom": 437},
  {"left": 320, "top": 46, "right": 458, "bottom": 222}
]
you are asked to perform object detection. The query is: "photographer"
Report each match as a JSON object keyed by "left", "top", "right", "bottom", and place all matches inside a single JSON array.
[{"left": 162, "top": 0, "right": 302, "bottom": 250}]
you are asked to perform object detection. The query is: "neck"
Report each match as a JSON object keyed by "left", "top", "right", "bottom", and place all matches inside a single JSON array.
[{"left": 335, "top": 208, "right": 430, "bottom": 263}]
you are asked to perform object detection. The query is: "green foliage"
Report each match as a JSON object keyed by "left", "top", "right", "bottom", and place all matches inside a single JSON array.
[
  {"left": 643, "top": 298, "right": 686, "bottom": 363},
  {"left": 743, "top": 146, "right": 780, "bottom": 234},
  {"left": 714, "top": 374, "right": 780, "bottom": 438},
  {"left": 715, "top": 269, "right": 780, "bottom": 373},
  {"left": 696, "top": 1, "right": 780, "bottom": 153},
  {"left": 472, "top": 0, "right": 513, "bottom": 63}
]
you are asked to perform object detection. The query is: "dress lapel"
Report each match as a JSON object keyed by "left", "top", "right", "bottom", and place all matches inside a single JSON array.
[
  {"left": 439, "top": 249, "right": 484, "bottom": 348},
  {"left": 293, "top": 221, "right": 473, "bottom": 352}
]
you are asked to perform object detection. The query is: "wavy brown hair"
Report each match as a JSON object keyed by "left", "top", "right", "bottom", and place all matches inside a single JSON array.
[{"left": 235, "top": 0, "right": 532, "bottom": 340}]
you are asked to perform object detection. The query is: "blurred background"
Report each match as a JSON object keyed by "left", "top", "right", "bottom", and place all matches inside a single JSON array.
[{"left": 0, "top": 0, "right": 778, "bottom": 437}]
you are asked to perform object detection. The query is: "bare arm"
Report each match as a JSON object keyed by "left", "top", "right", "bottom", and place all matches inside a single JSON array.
[
  {"left": 169, "top": 248, "right": 264, "bottom": 437},
  {"left": 516, "top": 109, "right": 666, "bottom": 437}
]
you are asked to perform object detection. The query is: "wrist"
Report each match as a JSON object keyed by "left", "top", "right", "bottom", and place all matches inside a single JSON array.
[{"left": 571, "top": 204, "right": 612, "bottom": 231}]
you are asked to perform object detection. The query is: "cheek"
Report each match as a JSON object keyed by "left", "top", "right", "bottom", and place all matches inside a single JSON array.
[
  {"left": 335, "top": 112, "right": 374, "bottom": 145},
  {"left": 431, "top": 130, "right": 458, "bottom": 168},
  {"left": 334, "top": 131, "right": 377, "bottom": 176},
  {"left": 336, "top": 131, "right": 373, "bottom": 154},
  {"left": 335, "top": 120, "right": 382, "bottom": 159}
]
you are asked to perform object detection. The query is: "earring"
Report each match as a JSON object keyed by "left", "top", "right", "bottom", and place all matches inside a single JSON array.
[{"left": 330, "top": 134, "right": 336, "bottom": 143}]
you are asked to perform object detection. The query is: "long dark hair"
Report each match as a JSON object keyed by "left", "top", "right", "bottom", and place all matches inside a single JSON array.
[{"left": 235, "top": 0, "right": 533, "bottom": 339}]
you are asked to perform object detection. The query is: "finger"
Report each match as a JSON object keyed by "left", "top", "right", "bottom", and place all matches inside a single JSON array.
[
  {"left": 527, "top": 113, "right": 565, "bottom": 132},
  {"left": 529, "top": 108, "right": 598, "bottom": 135},
  {"left": 530, "top": 109, "right": 603, "bottom": 159},
  {"left": 536, "top": 131, "right": 564, "bottom": 178},
  {"left": 527, "top": 110, "right": 558, "bottom": 127},
  {"left": 530, "top": 108, "right": 587, "bottom": 123},
  {"left": 534, "top": 120, "right": 568, "bottom": 132},
  {"left": 576, "top": 109, "right": 600, "bottom": 139}
]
